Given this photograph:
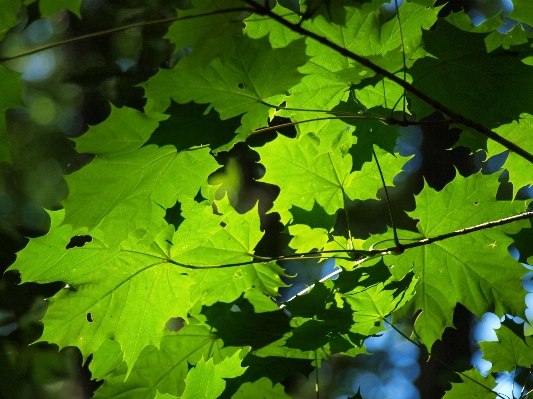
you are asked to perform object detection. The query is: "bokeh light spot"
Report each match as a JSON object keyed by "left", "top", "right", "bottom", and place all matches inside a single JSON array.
[
  {"left": 21, "top": 51, "right": 56, "bottom": 81},
  {"left": 29, "top": 96, "right": 57, "bottom": 125},
  {"left": 27, "top": 19, "right": 53, "bottom": 44}
]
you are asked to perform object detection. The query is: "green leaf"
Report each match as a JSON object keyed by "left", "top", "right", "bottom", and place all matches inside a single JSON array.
[
  {"left": 442, "top": 369, "right": 497, "bottom": 399},
  {"left": 488, "top": 113, "right": 533, "bottom": 196},
  {"left": 230, "top": 377, "right": 290, "bottom": 399},
  {"left": 245, "top": 3, "right": 302, "bottom": 48},
  {"left": 203, "top": 297, "right": 291, "bottom": 349},
  {"left": 155, "top": 393, "right": 178, "bottom": 399},
  {"left": 343, "top": 271, "right": 417, "bottom": 336},
  {"left": 145, "top": 36, "right": 308, "bottom": 147},
  {"left": 446, "top": 11, "right": 504, "bottom": 33},
  {"left": 301, "top": 1, "right": 382, "bottom": 58},
  {"left": 353, "top": 73, "right": 413, "bottom": 111},
  {"left": 288, "top": 224, "right": 329, "bottom": 253},
  {"left": 288, "top": 201, "right": 337, "bottom": 231},
  {"left": 243, "top": 289, "right": 281, "bottom": 313},
  {"left": 508, "top": 224, "right": 533, "bottom": 264},
  {"left": 10, "top": 209, "right": 195, "bottom": 371},
  {"left": 11, "top": 197, "right": 269, "bottom": 375},
  {"left": 480, "top": 317, "right": 533, "bottom": 372},
  {"left": 509, "top": 0, "right": 533, "bottom": 27},
  {"left": 188, "top": 262, "right": 286, "bottom": 306},
  {"left": 63, "top": 144, "right": 219, "bottom": 229},
  {"left": 89, "top": 339, "right": 123, "bottom": 380},
  {"left": 257, "top": 133, "right": 406, "bottom": 222},
  {"left": 410, "top": 20, "right": 533, "bottom": 128},
  {"left": 147, "top": 101, "right": 241, "bottom": 153},
  {"left": 222, "top": 354, "right": 310, "bottom": 397},
  {"left": 484, "top": 27, "right": 529, "bottom": 52},
  {"left": 235, "top": 355, "right": 313, "bottom": 389},
  {"left": 165, "top": 0, "right": 245, "bottom": 69},
  {"left": 170, "top": 199, "right": 263, "bottom": 267},
  {"left": 257, "top": 133, "right": 352, "bottom": 217},
  {"left": 369, "top": 172, "right": 529, "bottom": 347},
  {"left": 39, "top": 0, "right": 82, "bottom": 18},
  {"left": 453, "top": 127, "right": 488, "bottom": 153},
  {"left": 332, "top": 101, "right": 399, "bottom": 166},
  {"left": 0, "top": 0, "right": 22, "bottom": 41},
  {"left": 74, "top": 105, "right": 163, "bottom": 156},
  {"left": 180, "top": 351, "right": 246, "bottom": 399},
  {"left": 284, "top": 284, "right": 368, "bottom": 353},
  {"left": 378, "top": 1, "right": 438, "bottom": 55},
  {"left": 251, "top": 330, "right": 327, "bottom": 361},
  {"left": 94, "top": 322, "right": 232, "bottom": 399}
]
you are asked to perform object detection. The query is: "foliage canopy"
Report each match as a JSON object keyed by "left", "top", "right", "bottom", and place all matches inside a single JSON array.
[{"left": 4, "top": 0, "right": 533, "bottom": 397}]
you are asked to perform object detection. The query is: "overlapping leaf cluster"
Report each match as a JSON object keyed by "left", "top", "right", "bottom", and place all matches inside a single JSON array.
[{"left": 4, "top": 0, "right": 533, "bottom": 397}]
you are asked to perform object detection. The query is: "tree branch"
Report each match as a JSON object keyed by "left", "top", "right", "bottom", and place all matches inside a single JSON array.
[
  {"left": 380, "top": 210, "right": 533, "bottom": 253},
  {"left": 243, "top": 0, "right": 533, "bottom": 165},
  {"left": 0, "top": 7, "right": 252, "bottom": 63}
]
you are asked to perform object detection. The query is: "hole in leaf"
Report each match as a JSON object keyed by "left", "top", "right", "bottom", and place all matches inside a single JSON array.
[
  {"left": 194, "top": 190, "right": 206, "bottom": 203},
  {"left": 66, "top": 235, "right": 92, "bottom": 249},
  {"left": 374, "top": 321, "right": 380, "bottom": 327},
  {"left": 87, "top": 313, "right": 93, "bottom": 323},
  {"left": 237, "top": 83, "right": 244, "bottom": 89},
  {"left": 165, "top": 317, "right": 185, "bottom": 332},
  {"left": 220, "top": 221, "right": 227, "bottom": 228},
  {"left": 474, "top": 201, "right": 479, "bottom": 205},
  {"left": 165, "top": 200, "right": 184, "bottom": 228},
  {"left": 212, "top": 202, "right": 222, "bottom": 216}
]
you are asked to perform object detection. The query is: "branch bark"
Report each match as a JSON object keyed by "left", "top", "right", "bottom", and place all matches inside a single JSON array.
[{"left": 243, "top": 0, "right": 533, "bottom": 165}]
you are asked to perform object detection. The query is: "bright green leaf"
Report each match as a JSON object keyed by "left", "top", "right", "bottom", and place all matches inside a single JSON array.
[
  {"left": 442, "top": 369, "right": 497, "bottom": 399},
  {"left": 480, "top": 318, "right": 533, "bottom": 372},
  {"left": 369, "top": 172, "right": 529, "bottom": 347},
  {"left": 230, "top": 378, "right": 290, "bottom": 399},
  {"left": 509, "top": 0, "right": 533, "bottom": 27},
  {"left": 288, "top": 224, "right": 329, "bottom": 253},
  {"left": 63, "top": 146, "right": 219, "bottom": 229},
  {"left": 257, "top": 134, "right": 406, "bottom": 222},
  {"left": 180, "top": 351, "right": 246, "bottom": 399},
  {"left": 94, "top": 322, "right": 232, "bottom": 399},
  {"left": 74, "top": 105, "right": 162, "bottom": 156},
  {"left": 245, "top": 3, "right": 302, "bottom": 48},
  {"left": 145, "top": 36, "right": 308, "bottom": 145},
  {"left": 489, "top": 113, "right": 533, "bottom": 196}
]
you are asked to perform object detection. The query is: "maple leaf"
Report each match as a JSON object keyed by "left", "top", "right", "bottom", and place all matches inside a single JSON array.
[{"left": 368, "top": 172, "right": 529, "bottom": 347}]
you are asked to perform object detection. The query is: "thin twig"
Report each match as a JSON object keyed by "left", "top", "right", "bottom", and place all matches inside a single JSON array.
[
  {"left": 520, "top": 366, "right": 533, "bottom": 398},
  {"left": 372, "top": 147, "right": 403, "bottom": 254},
  {"left": 120, "top": 211, "right": 533, "bottom": 270},
  {"left": 388, "top": 211, "right": 533, "bottom": 253},
  {"left": 0, "top": 7, "right": 252, "bottom": 63},
  {"left": 394, "top": 0, "right": 407, "bottom": 120},
  {"left": 242, "top": 0, "right": 533, "bottom": 165},
  {"left": 250, "top": 113, "right": 451, "bottom": 135},
  {"left": 342, "top": 188, "right": 355, "bottom": 252}
]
